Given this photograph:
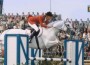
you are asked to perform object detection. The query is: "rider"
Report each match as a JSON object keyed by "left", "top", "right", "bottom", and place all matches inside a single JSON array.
[{"left": 28, "top": 11, "right": 53, "bottom": 41}]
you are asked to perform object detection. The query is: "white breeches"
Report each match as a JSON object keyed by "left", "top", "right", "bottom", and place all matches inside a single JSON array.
[{"left": 28, "top": 22, "right": 39, "bottom": 32}]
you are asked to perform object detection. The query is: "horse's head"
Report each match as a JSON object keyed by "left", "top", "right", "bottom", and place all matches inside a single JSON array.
[{"left": 65, "top": 21, "right": 73, "bottom": 29}]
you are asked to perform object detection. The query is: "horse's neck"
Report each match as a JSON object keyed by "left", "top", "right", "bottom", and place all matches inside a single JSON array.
[
  {"left": 51, "top": 27, "right": 59, "bottom": 34},
  {"left": 42, "top": 27, "right": 59, "bottom": 35}
]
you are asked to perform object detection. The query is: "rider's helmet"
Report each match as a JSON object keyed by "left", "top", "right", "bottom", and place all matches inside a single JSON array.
[{"left": 45, "top": 12, "right": 53, "bottom": 21}]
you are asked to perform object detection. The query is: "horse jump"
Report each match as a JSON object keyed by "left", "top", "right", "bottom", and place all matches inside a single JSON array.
[{"left": 3, "top": 34, "right": 84, "bottom": 65}]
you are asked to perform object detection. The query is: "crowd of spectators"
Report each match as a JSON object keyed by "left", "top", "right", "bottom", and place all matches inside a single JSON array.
[
  {"left": 0, "top": 12, "right": 41, "bottom": 33},
  {"left": 57, "top": 18, "right": 90, "bottom": 60},
  {"left": 0, "top": 12, "right": 90, "bottom": 60}
]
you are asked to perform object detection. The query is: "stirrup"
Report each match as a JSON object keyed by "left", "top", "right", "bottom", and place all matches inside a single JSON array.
[{"left": 29, "top": 39, "right": 32, "bottom": 43}]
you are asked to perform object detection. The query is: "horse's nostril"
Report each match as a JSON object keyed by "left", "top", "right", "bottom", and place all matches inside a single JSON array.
[
  {"left": 67, "top": 24, "right": 69, "bottom": 26},
  {"left": 66, "top": 24, "right": 69, "bottom": 27}
]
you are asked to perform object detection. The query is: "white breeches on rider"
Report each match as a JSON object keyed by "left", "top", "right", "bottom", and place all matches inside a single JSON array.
[{"left": 28, "top": 22, "right": 39, "bottom": 32}]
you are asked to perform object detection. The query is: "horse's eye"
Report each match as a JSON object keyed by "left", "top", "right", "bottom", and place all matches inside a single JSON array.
[{"left": 67, "top": 24, "right": 69, "bottom": 26}]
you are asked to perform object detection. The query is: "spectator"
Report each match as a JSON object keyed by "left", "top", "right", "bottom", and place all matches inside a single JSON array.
[
  {"left": 83, "top": 28, "right": 88, "bottom": 41},
  {"left": 27, "top": 12, "right": 31, "bottom": 17},
  {"left": 37, "top": 12, "right": 39, "bottom": 16},
  {"left": 19, "top": 17, "right": 25, "bottom": 29},
  {"left": 16, "top": 13, "right": 19, "bottom": 17},
  {"left": 52, "top": 12, "right": 57, "bottom": 21},
  {"left": 42, "top": 12, "right": 45, "bottom": 16},
  {"left": 57, "top": 14, "right": 61, "bottom": 20},
  {"left": 11, "top": 13, "right": 14, "bottom": 18},
  {"left": 13, "top": 23, "right": 20, "bottom": 29},
  {"left": 22, "top": 12, "right": 25, "bottom": 18},
  {"left": 87, "top": 18, "right": 90, "bottom": 23},
  {"left": 32, "top": 12, "right": 35, "bottom": 16},
  {"left": 74, "top": 19, "right": 79, "bottom": 29},
  {"left": 87, "top": 52, "right": 90, "bottom": 60},
  {"left": 7, "top": 13, "right": 11, "bottom": 18},
  {"left": 87, "top": 30, "right": 90, "bottom": 41}
]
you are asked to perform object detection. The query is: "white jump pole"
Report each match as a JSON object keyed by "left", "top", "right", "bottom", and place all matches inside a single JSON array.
[{"left": 29, "top": 57, "right": 71, "bottom": 62}]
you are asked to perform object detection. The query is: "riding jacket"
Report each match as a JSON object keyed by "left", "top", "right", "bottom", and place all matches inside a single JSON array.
[{"left": 28, "top": 15, "right": 49, "bottom": 28}]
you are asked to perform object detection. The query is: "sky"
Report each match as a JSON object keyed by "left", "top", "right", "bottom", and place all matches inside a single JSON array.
[{"left": 3, "top": 0, "right": 90, "bottom": 20}]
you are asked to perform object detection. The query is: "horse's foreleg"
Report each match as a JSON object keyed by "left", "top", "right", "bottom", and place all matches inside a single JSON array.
[
  {"left": 47, "top": 39, "right": 59, "bottom": 44},
  {"left": 45, "top": 39, "right": 60, "bottom": 49}
]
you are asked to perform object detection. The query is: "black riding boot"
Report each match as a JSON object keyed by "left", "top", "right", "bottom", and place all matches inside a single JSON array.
[
  {"left": 29, "top": 29, "right": 36, "bottom": 43},
  {"left": 29, "top": 29, "right": 40, "bottom": 43}
]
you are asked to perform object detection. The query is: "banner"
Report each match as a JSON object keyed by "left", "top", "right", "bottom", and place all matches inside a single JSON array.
[{"left": 0, "top": 0, "right": 3, "bottom": 14}]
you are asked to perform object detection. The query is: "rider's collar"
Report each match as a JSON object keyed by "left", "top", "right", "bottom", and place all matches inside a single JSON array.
[{"left": 43, "top": 16, "right": 46, "bottom": 22}]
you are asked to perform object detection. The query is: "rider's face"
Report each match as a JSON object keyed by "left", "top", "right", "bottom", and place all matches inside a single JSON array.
[{"left": 46, "top": 16, "right": 52, "bottom": 21}]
